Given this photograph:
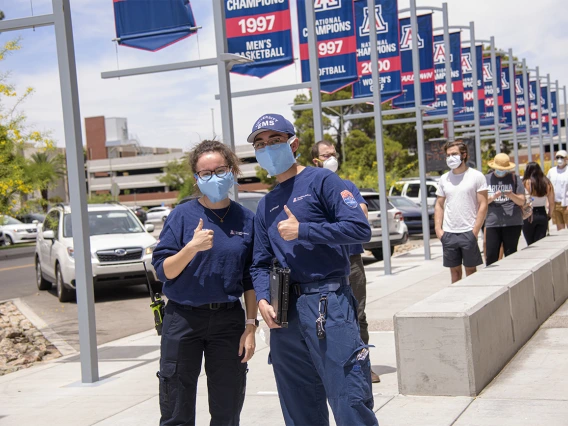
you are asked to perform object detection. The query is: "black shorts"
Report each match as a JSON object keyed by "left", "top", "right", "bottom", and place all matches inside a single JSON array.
[{"left": 441, "top": 231, "right": 483, "bottom": 268}]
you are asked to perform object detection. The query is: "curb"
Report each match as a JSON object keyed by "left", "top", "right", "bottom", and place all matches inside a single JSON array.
[{"left": 0, "top": 245, "right": 35, "bottom": 260}]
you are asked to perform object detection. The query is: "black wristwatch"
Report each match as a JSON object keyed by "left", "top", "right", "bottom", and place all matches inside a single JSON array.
[{"left": 246, "top": 319, "right": 259, "bottom": 327}]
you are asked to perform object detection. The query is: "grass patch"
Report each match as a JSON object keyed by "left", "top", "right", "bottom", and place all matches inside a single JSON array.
[{"left": 0, "top": 243, "right": 35, "bottom": 251}]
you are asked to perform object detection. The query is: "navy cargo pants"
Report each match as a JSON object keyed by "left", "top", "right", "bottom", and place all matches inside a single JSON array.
[
  {"left": 157, "top": 301, "right": 248, "bottom": 426},
  {"left": 270, "top": 284, "right": 378, "bottom": 426}
]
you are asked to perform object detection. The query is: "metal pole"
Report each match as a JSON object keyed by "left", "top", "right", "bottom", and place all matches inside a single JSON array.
[
  {"left": 442, "top": 3, "right": 454, "bottom": 141},
  {"left": 212, "top": 0, "right": 238, "bottom": 202},
  {"left": 52, "top": 0, "right": 98, "bottom": 383},
  {"left": 522, "top": 59, "right": 532, "bottom": 161},
  {"left": 536, "top": 67, "right": 545, "bottom": 168},
  {"left": 556, "top": 80, "right": 561, "bottom": 150},
  {"left": 367, "top": 0, "right": 392, "bottom": 274},
  {"left": 547, "top": 74, "right": 554, "bottom": 161},
  {"left": 490, "top": 37, "right": 500, "bottom": 154},
  {"left": 564, "top": 85, "right": 568, "bottom": 151},
  {"left": 305, "top": 0, "right": 324, "bottom": 141},
  {"left": 410, "top": 0, "right": 431, "bottom": 260},
  {"left": 470, "top": 23, "right": 482, "bottom": 170},
  {"left": 509, "top": 49, "right": 519, "bottom": 175}
]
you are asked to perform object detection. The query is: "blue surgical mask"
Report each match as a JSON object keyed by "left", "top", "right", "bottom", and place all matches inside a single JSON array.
[
  {"left": 494, "top": 170, "right": 508, "bottom": 178},
  {"left": 196, "top": 172, "right": 234, "bottom": 204},
  {"left": 255, "top": 137, "right": 296, "bottom": 176}
]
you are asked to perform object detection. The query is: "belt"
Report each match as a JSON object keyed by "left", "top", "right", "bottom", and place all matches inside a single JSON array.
[
  {"left": 171, "top": 301, "right": 236, "bottom": 311},
  {"left": 292, "top": 276, "right": 349, "bottom": 295}
]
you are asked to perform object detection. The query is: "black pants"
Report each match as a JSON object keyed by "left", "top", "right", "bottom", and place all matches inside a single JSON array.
[
  {"left": 523, "top": 207, "right": 549, "bottom": 246},
  {"left": 158, "top": 301, "right": 247, "bottom": 426},
  {"left": 485, "top": 225, "right": 522, "bottom": 266},
  {"left": 349, "top": 254, "right": 369, "bottom": 344}
]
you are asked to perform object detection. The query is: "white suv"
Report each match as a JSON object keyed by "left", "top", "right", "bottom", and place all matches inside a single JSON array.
[
  {"left": 146, "top": 207, "right": 171, "bottom": 223},
  {"left": 389, "top": 177, "right": 440, "bottom": 207},
  {"left": 35, "top": 203, "right": 161, "bottom": 302}
]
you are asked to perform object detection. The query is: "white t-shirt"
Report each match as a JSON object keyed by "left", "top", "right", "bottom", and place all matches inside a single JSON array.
[
  {"left": 436, "top": 168, "right": 488, "bottom": 233},
  {"left": 547, "top": 166, "right": 568, "bottom": 206}
]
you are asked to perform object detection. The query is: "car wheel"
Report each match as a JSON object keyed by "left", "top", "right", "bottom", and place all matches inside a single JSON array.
[
  {"left": 36, "top": 258, "right": 52, "bottom": 291},
  {"left": 402, "top": 233, "right": 409, "bottom": 244},
  {"left": 371, "top": 249, "right": 384, "bottom": 261},
  {"left": 4, "top": 235, "right": 13, "bottom": 246},
  {"left": 161, "top": 216, "right": 167, "bottom": 223},
  {"left": 55, "top": 263, "right": 75, "bottom": 303}
]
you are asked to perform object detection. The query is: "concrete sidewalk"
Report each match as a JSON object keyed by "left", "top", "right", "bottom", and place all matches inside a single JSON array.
[{"left": 1, "top": 240, "right": 567, "bottom": 425}]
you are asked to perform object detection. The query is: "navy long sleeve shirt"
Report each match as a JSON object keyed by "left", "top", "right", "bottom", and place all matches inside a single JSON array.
[
  {"left": 152, "top": 199, "right": 255, "bottom": 306},
  {"left": 251, "top": 167, "right": 372, "bottom": 303},
  {"left": 343, "top": 179, "right": 367, "bottom": 256}
]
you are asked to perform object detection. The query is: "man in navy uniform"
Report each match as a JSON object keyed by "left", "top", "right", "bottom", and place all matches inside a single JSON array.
[{"left": 249, "top": 113, "right": 378, "bottom": 426}]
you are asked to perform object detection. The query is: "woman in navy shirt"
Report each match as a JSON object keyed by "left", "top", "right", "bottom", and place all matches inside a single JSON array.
[{"left": 152, "top": 140, "right": 257, "bottom": 426}]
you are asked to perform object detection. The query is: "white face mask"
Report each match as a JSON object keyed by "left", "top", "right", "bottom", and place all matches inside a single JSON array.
[
  {"left": 557, "top": 158, "right": 566, "bottom": 167},
  {"left": 446, "top": 154, "right": 462, "bottom": 170},
  {"left": 322, "top": 156, "right": 339, "bottom": 173}
]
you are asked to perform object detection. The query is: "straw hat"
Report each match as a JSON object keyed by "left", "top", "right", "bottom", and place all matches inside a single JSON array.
[{"left": 488, "top": 153, "right": 515, "bottom": 171}]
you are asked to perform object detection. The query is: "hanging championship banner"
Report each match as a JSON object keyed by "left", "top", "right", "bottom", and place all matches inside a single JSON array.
[
  {"left": 551, "top": 90, "right": 559, "bottom": 136},
  {"left": 456, "top": 45, "right": 489, "bottom": 123},
  {"left": 501, "top": 65, "right": 513, "bottom": 127},
  {"left": 483, "top": 55, "right": 504, "bottom": 121},
  {"left": 540, "top": 85, "right": 550, "bottom": 135},
  {"left": 352, "top": 0, "right": 401, "bottom": 100},
  {"left": 113, "top": 0, "right": 198, "bottom": 51},
  {"left": 529, "top": 80, "right": 542, "bottom": 134},
  {"left": 514, "top": 73, "right": 528, "bottom": 132},
  {"left": 427, "top": 32, "right": 464, "bottom": 116},
  {"left": 297, "top": 0, "right": 358, "bottom": 93},
  {"left": 392, "top": 13, "right": 435, "bottom": 107},
  {"left": 226, "top": 0, "right": 294, "bottom": 77}
]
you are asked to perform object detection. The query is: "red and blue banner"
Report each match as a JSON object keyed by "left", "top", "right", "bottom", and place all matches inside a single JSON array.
[
  {"left": 502, "top": 65, "right": 513, "bottom": 127},
  {"left": 483, "top": 55, "right": 504, "bottom": 122},
  {"left": 456, "top": 45, "right": 488, "bottom": 123},
  {"left": 225, "top": 0, "right": 294, "bottom": 77},
  {"left": 514, "top": 73, "right": 528, "bottom": 132},
  {"left": 113, "top": 0, "right": 197, "bottom": 52},
  {"left": 392, "top": 13, "right": 435, "bottom": 108},
  {"left": 297, "top": 0, "right": 358, "bottom": 93},
  {"left": 428, "top": 32, "right": 464, "bottom": 116},
  {"left": 352, "top": 0, "right": 401, "bottom": 100},
  {"left": 529, "top": 80, "right": 543, "bottom": 134},
  {"left": 551, "top": 90, "right": 559, "bottom": 136}
]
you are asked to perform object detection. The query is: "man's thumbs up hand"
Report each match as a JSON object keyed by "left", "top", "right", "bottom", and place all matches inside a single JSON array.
[{"left": 278, "top": 205, "right": 300, "bottom": 241}]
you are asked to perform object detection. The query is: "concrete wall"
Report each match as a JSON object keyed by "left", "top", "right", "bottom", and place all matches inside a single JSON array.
[{"left": 394, "top": 233, "right": 568, "bottom": 396}]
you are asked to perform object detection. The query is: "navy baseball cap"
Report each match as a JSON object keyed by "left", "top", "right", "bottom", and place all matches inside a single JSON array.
[{"left": 247, "top": 113, "right": 296, "bottom": 143}]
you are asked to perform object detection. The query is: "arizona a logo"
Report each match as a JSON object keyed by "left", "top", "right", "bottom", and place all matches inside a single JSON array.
[
  {"left": 433, "top": 41, "right": 452, "bottom": 64},
  {"left": 515, "top": 77, "right": 523, "bottom": 95},
  {"left": 359, "top": 5, "right": 388, "bottom": 36},
  {"left": 529, "top": 84, "right": 535, "bottom": 101},
  {"left": 461, "top": 52, "right": 473, "bottom": 74},
  {"left": 314, "top": 0, "right": 341, "bottom": 12},
  {"left": 483, "top": 63, "right": 493, "bottom": 82},
  {"left": 501, "top": 72, "right": 509, "bottom": 90},
  {"left": 400, "top": 25, "right": 423, "bottom": 51}
]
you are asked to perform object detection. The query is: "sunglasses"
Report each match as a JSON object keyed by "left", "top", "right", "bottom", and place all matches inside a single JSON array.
[{"left": 556, "top": 156, "right": 565, "bottom": 160}]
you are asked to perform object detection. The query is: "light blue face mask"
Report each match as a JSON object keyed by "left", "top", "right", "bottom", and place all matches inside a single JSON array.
[
  {"left": 494, "top": 170, "right": 508, "bottom": 178},
  {"left": 255, "top": 137, "right": 296, "bottom": 176},
  {"left": 196, "top": 172, "right": 234, "bottom": 204}
]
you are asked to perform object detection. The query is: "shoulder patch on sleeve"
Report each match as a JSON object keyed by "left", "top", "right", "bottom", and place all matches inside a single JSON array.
[{"left": 341, "top": 190, "right": 358, "bottom": 209}]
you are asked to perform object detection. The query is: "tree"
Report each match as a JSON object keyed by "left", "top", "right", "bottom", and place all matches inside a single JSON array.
[
  {"left": 158, "top": 155, "right": 195, "bottom": 201},
  {"left": 27, "top": 151, "right": 66, "bottom": 211}
]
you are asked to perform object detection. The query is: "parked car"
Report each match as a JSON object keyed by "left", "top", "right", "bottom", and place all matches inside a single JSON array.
[
  {"left": 129, "top": 206, "right": 147, "bottom": 224},
  {"left": 360, "top": 191, "right": 409, "bottom": 261},
  {"left": 16, "top": 213, "right": 46, "bottom": 224},
  {"left": 35, "top": 204, "right": 160, "bottom": 302},
  {"left": 0, "top": 215, "right": 40, "bottom": 246},
  {"left": 0, "top": 230, "right": 5, "bottom": 246},
  {"left": 146, "top": 206, "right": 171, "bottom": 223},
  {"left": 389, "top": 196, "right": 435, "bottom": 236},
  {"left": 389, "top": 177, "right": 440, "bottom": 207},
  {"left": 237, "top": 191, "right": 266, "bottom": 213}
]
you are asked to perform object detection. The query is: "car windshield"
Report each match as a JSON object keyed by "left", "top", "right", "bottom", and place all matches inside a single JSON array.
[
  {"left": 0, "top": 216, "right": 23, "bottom": 226},
  {"left": 390, "top": 197, "right": 418, "bottom": 208},
  {"left": 63, "top": 210, "right": 144, "bottom": 237}
]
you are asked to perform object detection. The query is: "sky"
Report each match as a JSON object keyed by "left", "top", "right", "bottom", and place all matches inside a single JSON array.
[{"left": 1, "top": 0, "right": 567, "bottom": 152}]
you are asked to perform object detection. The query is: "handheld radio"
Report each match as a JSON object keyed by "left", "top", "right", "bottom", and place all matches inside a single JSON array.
[{"left": 143, "top": 262, "right": 165, "bottom": 336}]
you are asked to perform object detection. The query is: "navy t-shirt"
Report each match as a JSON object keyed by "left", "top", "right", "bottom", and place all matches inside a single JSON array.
[
  {"left": 343, "top": 179, "right": 367, "bottom": 256},
  {"left": 251, "top": 167, "right": 372, "bottom": 303},
  {"left": 152, "top": 199, "right": 255, "bottom": 306}
]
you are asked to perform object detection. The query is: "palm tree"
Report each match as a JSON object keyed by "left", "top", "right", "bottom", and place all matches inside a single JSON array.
[{"left": 28, "top": 151, "right": 66, "bottom": 211}]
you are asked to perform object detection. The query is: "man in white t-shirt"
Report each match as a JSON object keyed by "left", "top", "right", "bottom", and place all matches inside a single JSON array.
[
  {"left": 547, "top": 150, "right": 568, "bottom": 230},
  {"left": 435, "top": 141, "right": 489, "bottom": 283}
]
